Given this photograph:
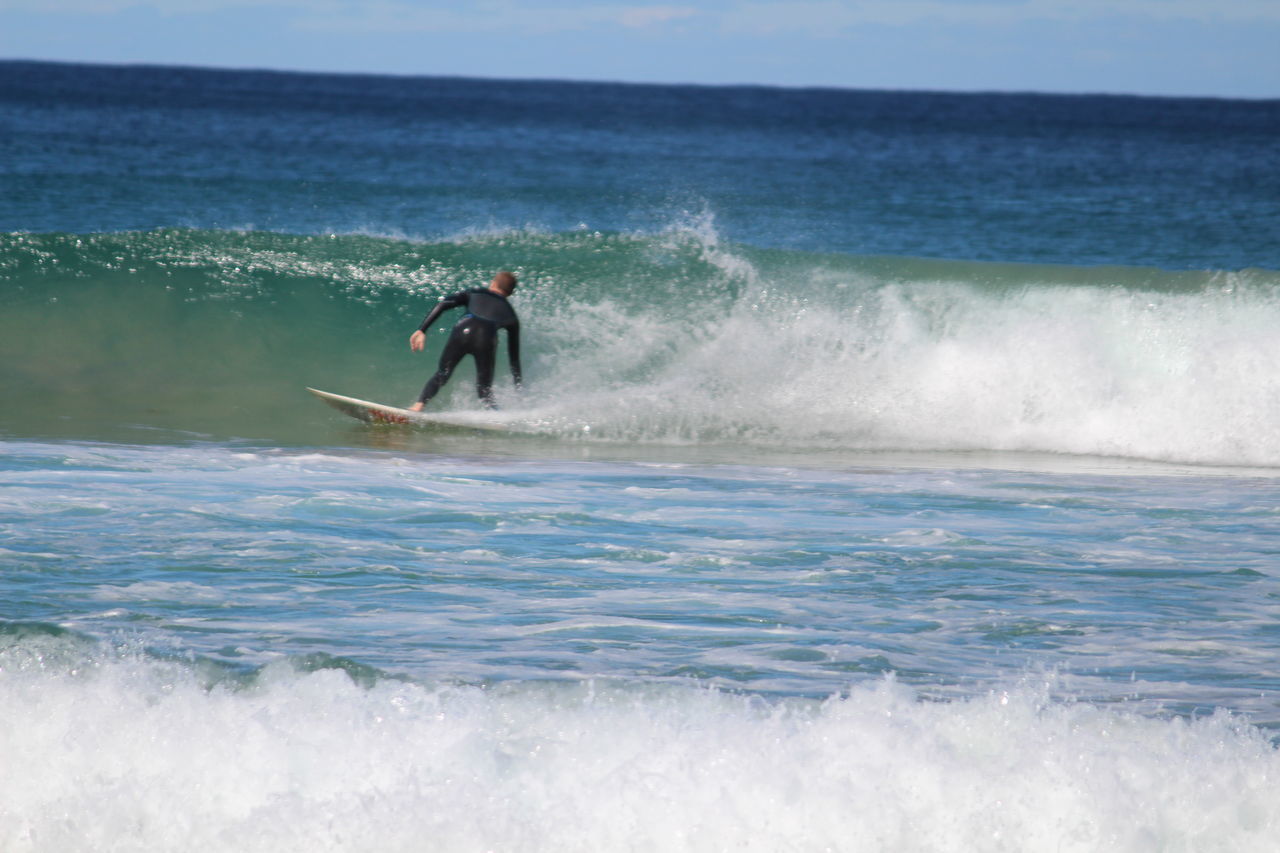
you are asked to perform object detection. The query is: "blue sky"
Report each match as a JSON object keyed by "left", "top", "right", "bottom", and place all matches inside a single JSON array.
[{"left": 3, "top": 1, "right": 1277, "bottom": 98}]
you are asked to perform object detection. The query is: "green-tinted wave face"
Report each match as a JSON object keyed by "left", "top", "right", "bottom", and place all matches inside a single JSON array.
[
  {"left": 4, "top": 227, "right": 1280, "bottom": 465},
  {"left": 3, "top": 230, "right": 416, "bottom": 443},
  {"left": 0, "top": 227, "right": 749, "bottom": 445}
]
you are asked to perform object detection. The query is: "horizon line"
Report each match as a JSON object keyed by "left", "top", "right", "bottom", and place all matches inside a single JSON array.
[{"left": 4, "top": 56, "right": 1277, "bottom": 105}]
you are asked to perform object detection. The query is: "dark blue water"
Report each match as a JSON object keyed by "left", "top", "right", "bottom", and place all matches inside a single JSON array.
[{"left": 4, "top": 60, "right": 1278, "bottom": 268}]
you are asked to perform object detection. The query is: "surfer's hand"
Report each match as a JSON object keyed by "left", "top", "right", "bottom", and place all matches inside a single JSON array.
[{"left": 409, "top": 330, "right": 426, "bottom": 352}]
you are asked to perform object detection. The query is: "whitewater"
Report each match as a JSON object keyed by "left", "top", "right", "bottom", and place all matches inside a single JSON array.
[{"left": 3, "top": 61, "right": 1280, "bottom": 851}]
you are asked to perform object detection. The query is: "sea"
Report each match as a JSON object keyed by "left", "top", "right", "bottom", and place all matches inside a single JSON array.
[{"left": 2, "top": 60, "right": 1280, "bottom": 851}]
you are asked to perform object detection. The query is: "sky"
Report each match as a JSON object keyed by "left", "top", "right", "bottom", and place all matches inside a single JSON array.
[{"left": 2, "top": 0, "right": 1278, "bottom": 98}]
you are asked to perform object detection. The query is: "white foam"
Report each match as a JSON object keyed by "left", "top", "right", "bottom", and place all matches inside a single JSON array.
[
  {"left": 94, "top": 580, "right": 228, "bottom": 603},
  {"left": 521, "top": 260, "right": 1280, "bottom": 467},
  {"left": 1, "top": 658, "right": 1277, "bottom": 852}
]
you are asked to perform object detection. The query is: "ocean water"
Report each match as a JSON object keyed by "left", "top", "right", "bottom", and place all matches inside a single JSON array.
[{"left": 2, "top": 60, "right": 1280, "bottom": 851}]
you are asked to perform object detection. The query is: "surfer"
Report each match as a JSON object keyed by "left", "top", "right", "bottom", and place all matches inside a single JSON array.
[{"left": 409, "top": 270, "right": 522, "bottom": 410}]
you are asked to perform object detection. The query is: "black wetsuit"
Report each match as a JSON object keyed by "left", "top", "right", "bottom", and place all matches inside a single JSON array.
[{"left": 416, "top": 288, "right": 522, "bottom": 407}]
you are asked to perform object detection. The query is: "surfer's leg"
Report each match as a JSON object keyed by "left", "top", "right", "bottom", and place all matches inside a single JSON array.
[
  {"left": 417, "top": 330, "right": 468, "bottom": 405},
  {"left": 474, "top": 345, "right": 497, "bottom": 408},
  {"left": 459, "top": 319, "right": 498, "bottom": 407}
]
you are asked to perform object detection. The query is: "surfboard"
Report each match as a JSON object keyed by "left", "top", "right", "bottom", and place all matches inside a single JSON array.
[{"left": 306, "top": 387, "right": 510, "bottom": 432}]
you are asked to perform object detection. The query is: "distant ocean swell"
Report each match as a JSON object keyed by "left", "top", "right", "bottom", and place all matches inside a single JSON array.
[
  {"left": 4, "top": 226, "right": 1278, "bottom": 465},
  {"left": 2, "top": 631, "right": 1278, "bottom": 852}
]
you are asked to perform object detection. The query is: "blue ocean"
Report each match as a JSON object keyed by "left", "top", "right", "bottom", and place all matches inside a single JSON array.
[{"left": 3, "top": 60, "right": 1280, "bottom": 850}]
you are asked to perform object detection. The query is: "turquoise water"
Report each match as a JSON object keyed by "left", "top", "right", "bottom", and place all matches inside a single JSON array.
[
  {"left": 3, "top": 61, "right": 1280, "bottom": 851},
  {"left": 7, "top": 440, "right": 1279, "bottom": 707}
]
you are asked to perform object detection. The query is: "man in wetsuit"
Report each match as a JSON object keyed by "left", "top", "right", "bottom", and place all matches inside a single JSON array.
[{"left": 408, "top": 270, "right": 522, "bottom": 411}]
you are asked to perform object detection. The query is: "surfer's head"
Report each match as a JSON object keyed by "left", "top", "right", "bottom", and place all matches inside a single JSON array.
[{"left": 490, "top": 270, "right": 518, "bottom": 296}]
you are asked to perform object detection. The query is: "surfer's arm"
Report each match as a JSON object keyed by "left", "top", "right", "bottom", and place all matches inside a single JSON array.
[
  {"left": 507, "top": 323, "right": 523, "bottom": 390},
  {"left": 410, "top": 291, "right": 468, "bottom": 351}
]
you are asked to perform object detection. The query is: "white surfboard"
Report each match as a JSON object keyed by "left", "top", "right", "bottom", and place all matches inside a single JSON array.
[{"left": 306, "top": 387, "right": 510, "bottom": 432}]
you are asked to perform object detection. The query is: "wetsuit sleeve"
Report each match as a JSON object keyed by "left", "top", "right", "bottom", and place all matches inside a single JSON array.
[
  {"left": 417, "top": 291, "right": 469, "bottom": 333},
  {"left": 507, "top": 322, "right": 522, "bottom": 389}
]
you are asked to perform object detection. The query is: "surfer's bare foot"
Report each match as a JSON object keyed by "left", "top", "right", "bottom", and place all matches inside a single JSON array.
[{"left": 409, "top": 402, "right": 424, "bottom": 412}]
